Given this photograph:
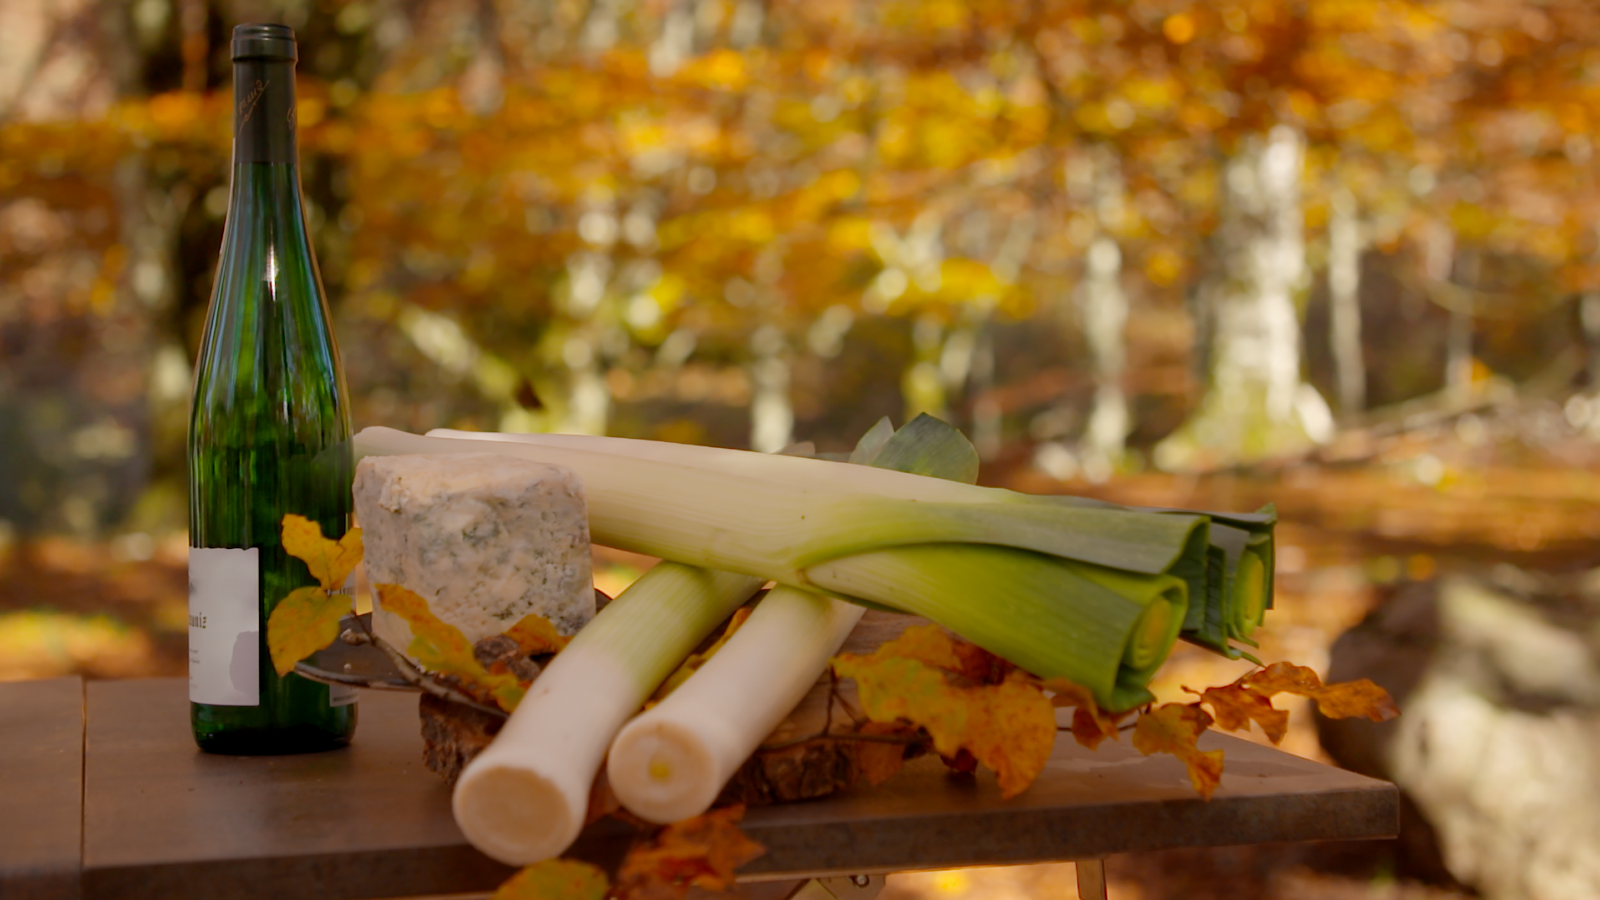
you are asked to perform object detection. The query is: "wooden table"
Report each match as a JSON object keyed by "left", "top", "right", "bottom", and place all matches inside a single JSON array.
[{"left": 1, "top": 677, "right": 1398, "bottom": 900}]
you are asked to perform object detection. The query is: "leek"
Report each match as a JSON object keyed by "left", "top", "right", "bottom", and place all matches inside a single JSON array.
[
  {"left": 606, "top": 585, "right": 861, "bottom": 823},
  {"left": 605, "top": 415, "right": 973, "bottom": 824},
  {"left": 450, "top": 564, "right": 762, "bottom": 865},
  {"left": 355, "top": 425, "right": 1204, "bottom": 708}
]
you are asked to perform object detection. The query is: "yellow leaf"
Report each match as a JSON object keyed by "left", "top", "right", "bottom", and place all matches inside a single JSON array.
[
  {"left": 376, "top": 583, "right": 527, "bottom": 712},
  {"left": 833, "top": 626, "right": 1056, "bottom": 799},
  {"left": 1132, "top": 703, "right": 1224, "bottom": 800},
  {"left": 281, "top": 514, "right": 364, "bottom": 593},
  {"left": 493, "top": 859, "right": 609, "bottom": 900},
  {"left": 646, "top": 606, "right": 752, "bottom": 707},
  {"left": 504, "top": 612, "right": 571, "bottom": 656},
  {"left": 266, "top": 585, "right": 353, "bottom": 676}
]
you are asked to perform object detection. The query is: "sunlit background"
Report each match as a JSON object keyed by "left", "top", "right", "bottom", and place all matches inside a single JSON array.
[{"left": 5, "top": 0, "right": 1600, "bottom": 897}]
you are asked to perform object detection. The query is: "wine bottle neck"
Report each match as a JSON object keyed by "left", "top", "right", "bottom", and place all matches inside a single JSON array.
[{"left": 233, "top": 59, "right": 298, "bottom": 165}]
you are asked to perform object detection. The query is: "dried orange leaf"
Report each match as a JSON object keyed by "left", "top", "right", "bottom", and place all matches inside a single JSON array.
[
  {"left": 266, "top": 585, "right": 352, "bottom": 676},
  {"left": 853, "top": 721, "right": 920, "bottom": 786},
  {"left": 1041, "top": 678, "right": 1125, "bottom": 751},
  {"left": 1199, "top": 682, "right": 1290, "bottom": 745},
  {"left": 493, "top": 858, "right": 609, "bottom": 900},
  {"left": 505, "top": 612, "right": 571, "bottom": 656},
  {"left": 1243, "top": 662, "right": 1399, "bottom": 723},
  {"left": 281, "top": 514, "right": 363, "bottom": 593},
  {"left": 647, "top": 606, "right": 753, "bottom": 707},
  {"left": 833, "top": 644, "right": 1056, "bottom": 799},
  {"left": 615, "top": 805, "right": 765, "bottom": 899},
  {"left": 1132, "top": 703, "right": 1225, "bottom": 800},
  {"left": 376, "top": 583, "right": 527, "bottom": 712}
]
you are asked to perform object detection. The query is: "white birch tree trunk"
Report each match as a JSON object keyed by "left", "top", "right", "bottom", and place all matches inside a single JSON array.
[
  {"left": 748, "top": 321, "right": 792, "bottom": 453},
  {"left": 1328, "top": 185, "right": 1366, "bottom": 419},
  {"left": 1155, "top": 125, "right": 1330, "bottom": 468}
]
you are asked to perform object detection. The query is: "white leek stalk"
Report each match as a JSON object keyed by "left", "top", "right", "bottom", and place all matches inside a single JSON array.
[
  {"left": 451, "top": 563, "right": 761, "bottom": 865},
  {"left": 606, "top": 586, "right": 863, "bottom": 823}
]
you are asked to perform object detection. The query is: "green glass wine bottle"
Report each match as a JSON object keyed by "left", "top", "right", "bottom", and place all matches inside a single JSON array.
[{"left": 187, "top": 23, "right": 357, "bottom": 754}]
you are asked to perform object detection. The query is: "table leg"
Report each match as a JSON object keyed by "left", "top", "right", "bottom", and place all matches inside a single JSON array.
[{"left": 1075, "top": 859, "right": 1107, "bottom": 900}]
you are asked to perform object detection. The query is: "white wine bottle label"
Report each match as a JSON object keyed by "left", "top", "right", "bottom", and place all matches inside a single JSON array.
[{"left": 189, "top": 547, "right": 261, "bottom": 706}]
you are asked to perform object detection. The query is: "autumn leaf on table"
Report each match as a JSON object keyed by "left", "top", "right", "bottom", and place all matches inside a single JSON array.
[
  {"left": 375, "top": 583, "right": 529, "bottom": 713},
  {"left": 613, "top": 805, "right": 766, "bottom": 900},
  {"left": 493, "top": 858, "right": 609, "bottom": 900},
  {"left": 265, "top": 514, "right": 363, "bottom": 676},
  {"left": 831, "top": 624, "right": 1056, "bottom": 799},
  {"left": 1132, "top": 702, "right": 1226, "bottom": 799},
  {"left": 1040, "top": 678, "right": 1129, "bottom": 751}
]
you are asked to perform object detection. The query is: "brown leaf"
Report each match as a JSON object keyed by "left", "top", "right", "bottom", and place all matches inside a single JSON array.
[
  {"left": 1243, "top": 662, "right": 1400, "bottom": 723},
  {"left": 1199, "top": 682, "right": 1290, "bottom": 745},
  {"left": 853, "top": 720, "right": 920, "bottom": 786},
  {"left": 614, "top": 806, "right": 765, "bottom": 900},
  {"left": 493, "top": 858, "right": 609, "bottom": 900},
  {"left": 1041, "top": 678, "right": 1126, "bottom": 751},
  {"left": 1132, "top": 703, "right": 1225, "bottom": 800},
  {"left": 281, "top": 514, "right": 363, "bottom": 593}
]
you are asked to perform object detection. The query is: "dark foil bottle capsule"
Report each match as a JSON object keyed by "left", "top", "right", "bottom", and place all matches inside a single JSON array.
[{"left": 187, "top": 23, "right": 357, "bottom": 754}]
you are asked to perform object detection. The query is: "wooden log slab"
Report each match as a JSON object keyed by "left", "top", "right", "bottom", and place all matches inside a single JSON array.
[{"left": 419, "top": 611, "right": 925, "bottom": 804}]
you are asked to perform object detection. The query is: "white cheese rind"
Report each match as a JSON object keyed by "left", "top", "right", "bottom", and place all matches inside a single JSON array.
[{"left": 354, "top": 453, "right": 594, "bottom": 654}]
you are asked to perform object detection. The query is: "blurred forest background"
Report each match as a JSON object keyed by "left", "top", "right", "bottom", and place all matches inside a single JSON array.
[{"left": 6, "top": 0, "right": 1600, "bottom": 898}]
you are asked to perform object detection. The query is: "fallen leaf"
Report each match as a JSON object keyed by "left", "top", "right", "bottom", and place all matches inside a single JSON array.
[
  {"left": 833, "top": 628, "right": 1057, "bottom": 799},
  {"left": 614, "top": 806, "right": 765, "bottom": 900},
  {"left": 493, "top": 858, "right": 608, "bottom": 900},
  {"left": 1132, "top": 703, "right": 1225, "bottom": 800},
  {"left": 266, "top": 585, "right": 353, "bottom": 676},
  {"left": 1041, "top": 678, "right": 1126, "bottom": 751},
  {"left": 505, "top": 612, "right": 571, "bottom": 656},
  {"left": 1243, "top": 662, "right": 1400, "bottom": 723},
  {"left": 376, "top": 583, "right": 527, "bottom": 712},
  {"left": 647, "top": 606, "right": 753, "bottom": 707},
  {"left": 281, "top": 515, "right": 363, "bottom": 592},
  {"left": 853, "top": 720, "right": 921, "bottom": 786},
  {"left": 1198, "top": 682, "right": 1290, "bottom": 744}
]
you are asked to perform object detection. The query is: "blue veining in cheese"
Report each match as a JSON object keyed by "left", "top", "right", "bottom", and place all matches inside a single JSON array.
[{"left": 354, "top": 453, "right": 595, "bottom": 655}]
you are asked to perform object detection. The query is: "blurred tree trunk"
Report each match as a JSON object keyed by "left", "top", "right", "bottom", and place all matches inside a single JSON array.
[
  {"left": 1156, "top": 126, "right": 1330, "bottom": 469},
  {"left": 1584, "top": 291, "right": 1600, "bottom": 390},
  {"left": 1077, "top": 149, "right": 1130, "bottom": 482},
  {"left": 1328, "top": 185, "right": 1366, "bottom": 419},
  {"left": 748, "top": 321, "right": 792, "bottom": 453}
]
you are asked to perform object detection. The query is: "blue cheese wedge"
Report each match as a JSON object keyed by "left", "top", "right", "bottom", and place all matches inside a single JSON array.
[{"left": 354, "top": 453, "right": 595, "bottom": 658}]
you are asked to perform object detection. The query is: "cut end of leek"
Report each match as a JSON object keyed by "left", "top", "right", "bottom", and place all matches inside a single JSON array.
[
  {"left": 1231, "top": 551, "right": 1268, "bottom": 639},
  {"left": 1122, "top": 594, "right": 1179, "bottom": 672},
  {"left": 452, "top": 763, "right": 578, "bottom": 866},
  {"left": 606, "top": 718, "right": 722, "bottom": 825}
]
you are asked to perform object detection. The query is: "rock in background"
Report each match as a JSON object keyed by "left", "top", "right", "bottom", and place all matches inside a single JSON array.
[{"left": 1319, "top": 568, "right": 1600, "bottom": 900}]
